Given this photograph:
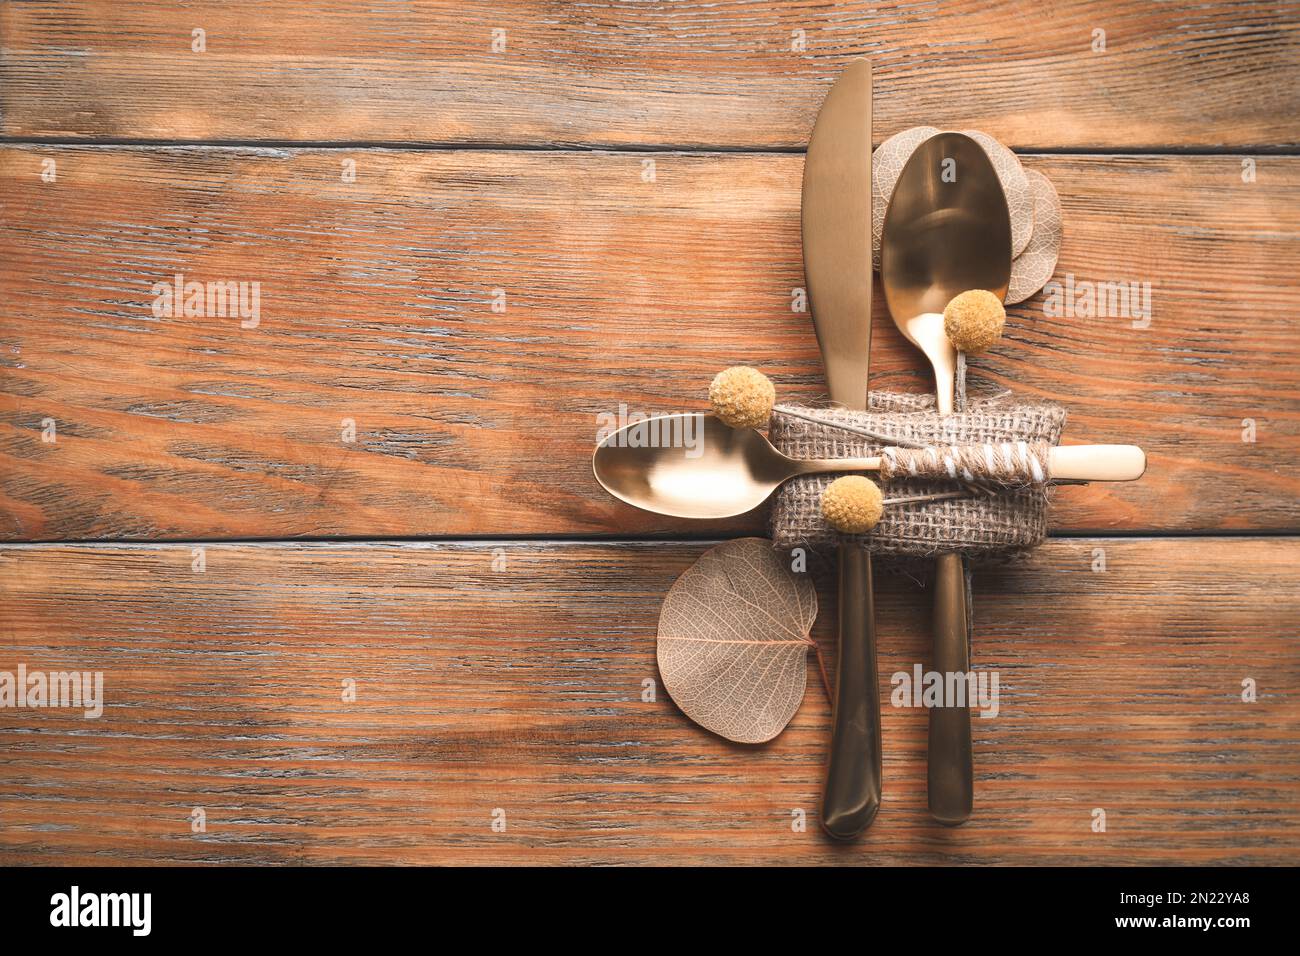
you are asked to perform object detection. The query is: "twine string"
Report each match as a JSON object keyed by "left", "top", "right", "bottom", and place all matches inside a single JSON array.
[{"left": 880, "top": 441, "right": 1053, "bottom": 486}]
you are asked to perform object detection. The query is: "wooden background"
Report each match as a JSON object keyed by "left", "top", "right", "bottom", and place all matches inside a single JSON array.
[{"left": 1, "top": 0, "right": 1297, "bottom": 865}]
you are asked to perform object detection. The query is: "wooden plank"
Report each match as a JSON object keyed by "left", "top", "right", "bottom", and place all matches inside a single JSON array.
[
  {"left": 1, "top": 1, "right": 1297, "bottom": 150},
  {"left": 2, "top": 147, "right": 1296, "bottom": 539},
  {"left": 0, "top": 537, "right": 1295, "bottom": 865}
]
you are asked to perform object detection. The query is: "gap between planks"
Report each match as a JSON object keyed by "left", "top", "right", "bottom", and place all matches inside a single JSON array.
[{"left": 3, "top": 137, "right": 1299, "bottom": 157}]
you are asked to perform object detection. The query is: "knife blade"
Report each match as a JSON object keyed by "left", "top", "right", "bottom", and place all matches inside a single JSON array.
[{"left": 800, "top": 58, "right": 881, "bottom": 840}]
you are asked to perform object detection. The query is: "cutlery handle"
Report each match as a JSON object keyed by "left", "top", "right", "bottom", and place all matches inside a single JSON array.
[
  {"left": 1050, "top": 444, "right": 1146, "bottom": 482},
  {"left": 928, "top": 552, "right": 973, "bottom": 825},
  {"left": 821, "top": 545, "right": 882, "bottom": 839}
]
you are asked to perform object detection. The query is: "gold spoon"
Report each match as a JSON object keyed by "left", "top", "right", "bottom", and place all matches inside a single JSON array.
[
  {"left": 592, "top": 413, "right": 1145, "bottom": 519},
  {"left": 880, "top": 130, "right": 1010, "bottom": 826}
]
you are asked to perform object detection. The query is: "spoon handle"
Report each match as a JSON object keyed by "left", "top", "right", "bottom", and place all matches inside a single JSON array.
[
  {"left": 794, "top": 456, "right": 883, "bottom": 475},
  {"left": 930, "top": 372, "right": 972, "bottom": 825},
  {"left": 820, "top": 545, "right": 882, "bottom": 839},
  {"left": 1051, "top": 444, "right": 1146, "bottom": 482},
  {"left": 928, "top": 553, "right": 974, "bottom": 824}
]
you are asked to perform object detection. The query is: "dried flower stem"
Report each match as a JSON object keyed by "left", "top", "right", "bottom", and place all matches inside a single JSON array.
[{"left": 809, "top": 639, "right": 833, "bottom": 702}]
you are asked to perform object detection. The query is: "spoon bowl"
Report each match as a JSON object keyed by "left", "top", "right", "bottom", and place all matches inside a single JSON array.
[
  {"left": 592, "top": 414, "right": 796, "bottom": 519},
  {"left": 882, "top": 133, "right": 1011, "bottom": 415},
  {"left": 881, "top": 133, "right": 1011, "bottom": 336}
]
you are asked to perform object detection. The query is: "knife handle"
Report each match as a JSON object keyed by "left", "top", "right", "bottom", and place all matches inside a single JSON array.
[
  {"left": 928, "top": 552, "right": 973, "bottom": 825},
  {"left": 821, "top": 544, "right": 882, "bottom": 840}
]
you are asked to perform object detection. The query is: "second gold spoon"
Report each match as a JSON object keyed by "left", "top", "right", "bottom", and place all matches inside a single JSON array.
[{"left": 593, "top": 413, "right": 1144, "bottom": 520}]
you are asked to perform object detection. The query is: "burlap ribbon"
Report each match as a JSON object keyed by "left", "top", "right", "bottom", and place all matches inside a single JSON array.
[{"left": 768, "top": 392, "right": 1067, "bottom": 559}]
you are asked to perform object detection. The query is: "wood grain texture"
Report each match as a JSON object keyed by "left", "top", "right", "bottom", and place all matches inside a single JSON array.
[
  {"left": 0, "top": 538, "right": 1295, "bottom": 865},
  {"left": 2, "top": 147, "right": 1296, "bottom": 539},
  {"left": 2, "top": 1, "right": 1297, "bottom": 150}
]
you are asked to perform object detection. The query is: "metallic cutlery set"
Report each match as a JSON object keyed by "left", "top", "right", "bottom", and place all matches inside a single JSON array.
[{"left": 593, "top": 60, "right": 1146, "bottom": 839}]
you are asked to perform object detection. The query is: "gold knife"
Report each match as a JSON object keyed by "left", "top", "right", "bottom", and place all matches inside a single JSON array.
[{"left": 800, "top": 58, "right": 880, "bottom": 839}]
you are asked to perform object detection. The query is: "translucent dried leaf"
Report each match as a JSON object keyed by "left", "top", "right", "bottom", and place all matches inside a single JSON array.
[
  {"left": 1005, "top": 168, "right": 1063, "bottom": 305},
  {"left": 657, "top": 538, "right": 817, "bottom": 744}
]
